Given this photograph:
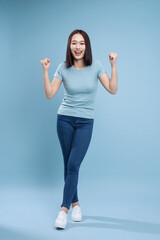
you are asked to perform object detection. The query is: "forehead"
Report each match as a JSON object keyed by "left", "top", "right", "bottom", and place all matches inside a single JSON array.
[{"left": 71, "top": 33, "right": 85, "bottom": 42}]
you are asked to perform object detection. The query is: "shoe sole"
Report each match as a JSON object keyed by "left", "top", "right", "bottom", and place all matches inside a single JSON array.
[
  {"left": 55, "top": 221, "right": 67, "bottom": 229},
  {"left": 71, "top": 216, "right": 82, "bottom": 221},
  {"left": 55, "top": 224, "right": 66, "bottom": 229}
]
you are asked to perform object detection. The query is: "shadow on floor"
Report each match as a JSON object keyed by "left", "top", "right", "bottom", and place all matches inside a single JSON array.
[{"left": 56, "top": 214, "right": 160, "bottom": 234}]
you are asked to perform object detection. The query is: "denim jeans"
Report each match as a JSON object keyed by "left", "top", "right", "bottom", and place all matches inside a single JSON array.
[{"left": 56, "top": 114, "right": 94, "bottom": 210}]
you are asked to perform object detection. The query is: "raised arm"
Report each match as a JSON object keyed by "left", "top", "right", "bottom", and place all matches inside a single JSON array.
[
  {"left": 40, "top": 58, "right": 62, "bottom": 99},
  {"left": 99, "top": 52, "right": 118, "bottom": 95}
]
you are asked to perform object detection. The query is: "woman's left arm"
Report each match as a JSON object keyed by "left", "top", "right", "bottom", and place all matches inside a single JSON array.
[
  {"left": 99, "top": 52, "right": 118, "bottom": 94},
  {"left": 109, "top": 52, "right": 118, "bottom": 94}
]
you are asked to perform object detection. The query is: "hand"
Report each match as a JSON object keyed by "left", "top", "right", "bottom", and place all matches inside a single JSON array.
[
  {"left": 108, "top": 52, "right": 118, "bottom": 66},
  {"left": 40, "top": 58, "right": 50, "bottom": 71}
]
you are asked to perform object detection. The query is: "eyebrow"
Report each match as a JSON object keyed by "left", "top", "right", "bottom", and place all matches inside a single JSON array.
[{"left": 71, "top": 40, "right": 85, "bottom": 42}]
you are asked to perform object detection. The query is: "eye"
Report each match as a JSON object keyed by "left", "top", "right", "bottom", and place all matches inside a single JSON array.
[{"left": 72, "top": 42, "right": 85, "bottom": 45}]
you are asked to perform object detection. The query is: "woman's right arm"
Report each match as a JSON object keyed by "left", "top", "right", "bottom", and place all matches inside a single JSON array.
[
  {"left": 40, "top": 58, "right": 62, "bottom": 99},
  {"left": 43, "top": 70, "right": 52, "bottom": 99}
]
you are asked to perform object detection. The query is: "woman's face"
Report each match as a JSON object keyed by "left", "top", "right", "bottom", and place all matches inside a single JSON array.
[{"left": 70, "top": 33, "right": 86, "bottom": 60}]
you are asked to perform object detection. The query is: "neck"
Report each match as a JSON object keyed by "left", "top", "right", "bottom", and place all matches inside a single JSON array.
[{"left": 73, "top": 59, "right": 85, "bottom": 69}]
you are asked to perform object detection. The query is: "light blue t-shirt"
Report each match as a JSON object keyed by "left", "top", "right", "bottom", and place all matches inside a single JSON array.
[{"left": 54, "top": 59, "right": 106, "bottom": 119}]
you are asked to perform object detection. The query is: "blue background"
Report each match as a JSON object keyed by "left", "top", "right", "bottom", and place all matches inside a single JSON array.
[{"left": 1, "top": 0, "right": 160, "bottom": 239}]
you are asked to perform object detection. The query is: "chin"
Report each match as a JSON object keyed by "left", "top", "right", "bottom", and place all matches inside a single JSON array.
[
  {"left": 75, "top": 56, "right": 83, "bottom": 59},
  {"left": 74, "top": 55, "right": 85, "bottom": 59}
]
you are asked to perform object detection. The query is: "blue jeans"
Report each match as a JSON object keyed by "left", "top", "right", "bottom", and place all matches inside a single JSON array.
[{"left": 56, "top": 114, "right": 94, "bottom": 210}]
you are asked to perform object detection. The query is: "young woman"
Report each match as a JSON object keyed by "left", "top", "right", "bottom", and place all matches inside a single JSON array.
[{"left": 40, "top": 29, "right": 118, "bottom": 229}]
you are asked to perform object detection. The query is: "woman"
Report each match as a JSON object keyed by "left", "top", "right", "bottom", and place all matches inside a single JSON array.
[{"left": 40, "top": 29, "right": 118, "bottom": 229}]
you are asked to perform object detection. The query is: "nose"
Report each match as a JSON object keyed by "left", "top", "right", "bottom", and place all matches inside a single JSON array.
[
  {"left": 75, "top": 43, "right": 81, "bottom": 48},
  {"left": 76, "top": 48, "right": 81, "bottom": 51}
]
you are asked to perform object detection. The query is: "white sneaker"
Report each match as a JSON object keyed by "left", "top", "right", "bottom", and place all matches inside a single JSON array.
[
  {"left": 71, "top": 205, "right": 82, "bottom": 221},
  {"left": 55, "top": 210, "right": 68, "bottom": 229}
]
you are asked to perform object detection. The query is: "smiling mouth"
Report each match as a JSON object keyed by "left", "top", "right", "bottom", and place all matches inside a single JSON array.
[{"left": 74, "top": 51, "right": 82, "bottom": 55}]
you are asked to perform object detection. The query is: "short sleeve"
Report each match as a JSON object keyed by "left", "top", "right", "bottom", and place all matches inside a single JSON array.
[
  {"left": 96, "top": 60, "right": 105, "bottom": 78},
  {"left": 54, "top": 63, "right": 63, "bottom": 81}
]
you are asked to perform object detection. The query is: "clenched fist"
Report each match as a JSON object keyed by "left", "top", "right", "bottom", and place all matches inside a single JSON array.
[
  {"left": 40, "top": 58, "right": 50, "bottom": 71},
  {"left": 108, "top": 52, "right": 118, "bottom": 66}
]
